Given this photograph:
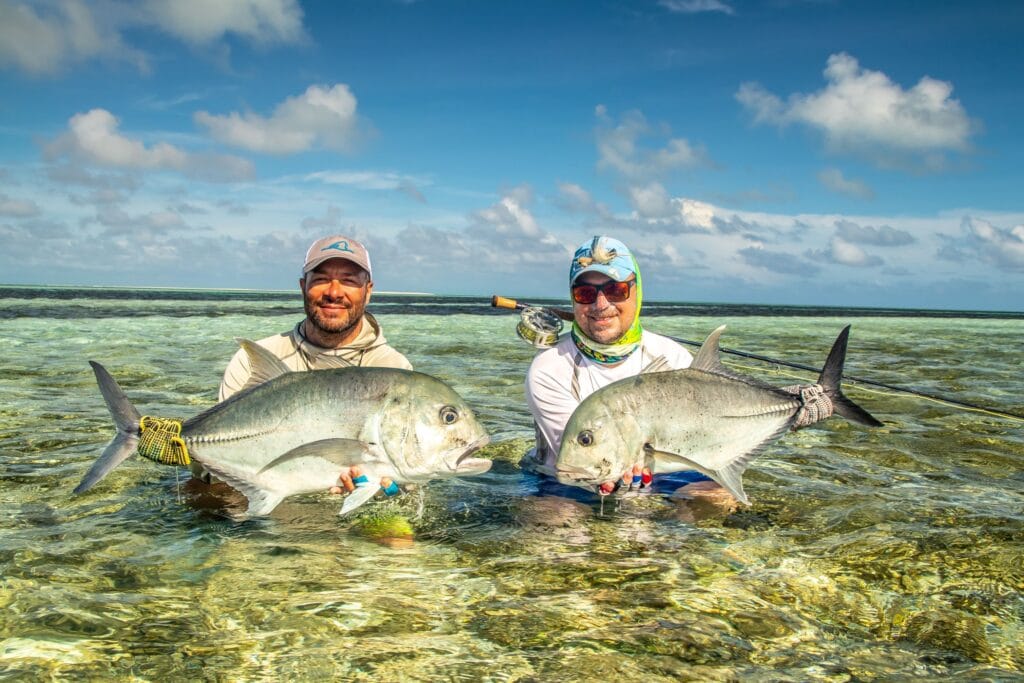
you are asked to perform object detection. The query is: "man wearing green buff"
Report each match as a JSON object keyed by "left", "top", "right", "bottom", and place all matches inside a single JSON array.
[{"left": 524, "top": 235, "right": 736, "bottom": 504}]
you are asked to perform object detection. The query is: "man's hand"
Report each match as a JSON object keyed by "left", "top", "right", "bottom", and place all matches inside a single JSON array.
[
  {"left": 329, "top": 466, "right": 400, "bottom": 497},
  {"left": 598, "top": 464, "right": 653, "bottom": 495}
]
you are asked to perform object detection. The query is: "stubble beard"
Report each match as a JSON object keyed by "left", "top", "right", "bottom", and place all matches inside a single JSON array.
[
  {"left": 579, "top": 305, "right": 623, "bottom": 345},
  {"left": 304, "top": 295, "right": 365, "bottom": 341}
]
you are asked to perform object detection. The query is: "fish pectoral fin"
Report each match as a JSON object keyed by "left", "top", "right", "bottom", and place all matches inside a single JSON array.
[
  {"left": 244, "top": 489, "right": 286, "bottom": 517},
  {"left": 197, "top": 461, "right": 286, "bottom": 517},
  {"left": 644, "top": 445, "right": 752, "bottom": 506},
  {"left": 258, "top": 439, "right": 373, "bottom": 474},
  {"left": 644, "top": 445, "right": 707, "bottom": 473},
  {"left": 339, "top": 482, "right": 381, "bottom": 516},
  {"left": 236, "top": 338, "right": 293, "bottom": 391}
]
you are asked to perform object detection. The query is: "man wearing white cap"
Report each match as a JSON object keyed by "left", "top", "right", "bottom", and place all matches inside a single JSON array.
[
  {"left": 219, "top": 235, "right": 411, "bottom": 400},
  {"left": 200, "top": 235, "right": 411, "bottom": 493},
  {"left": 524, "top": 235, "right": 735, "bottom": 506}
]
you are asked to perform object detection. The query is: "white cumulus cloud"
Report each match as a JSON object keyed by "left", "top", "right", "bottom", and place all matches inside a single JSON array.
[
  {"left": 815, "top": 236, "right": 884, "bottom": 267},
  {"left": 47, "top": 109, "right": 254, "bottom": 182},
  {"left": 629, "top": 183, "right": 673, "bottom": 218},
  {"left": 139, "top": 0, "right": 305, "bottom": 46},
  {"left": 941, "top": 216, "right": 1024, "bottom": 272},
  {"left": 0, "top": 0, "right": 304, "bottom": 76},
  {"left": 196, "top": 84, "right": 361, "bottom": 154},
  {"left": 737, "top": 53, "right": 974, "bottom": 169},
  {"left": 0, "top": 0, "right": 143, "bottom": 75}
]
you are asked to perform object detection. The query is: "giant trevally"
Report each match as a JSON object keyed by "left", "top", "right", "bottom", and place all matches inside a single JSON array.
[
  {"left": 554, "top": 325, "right": 882, "bottom": 503},
  {"left": 75, "top": 340, "right": 492, "bottom": 516}
]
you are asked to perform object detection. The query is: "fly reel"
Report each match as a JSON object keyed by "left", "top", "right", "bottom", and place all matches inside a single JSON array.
[{"left": 516, "top": 306, "right": 564, "bottom": 348}]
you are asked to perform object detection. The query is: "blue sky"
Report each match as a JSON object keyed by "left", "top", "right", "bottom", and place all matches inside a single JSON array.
[{"left": 1, "top": 0, "right": 1022, "bottom": 310}]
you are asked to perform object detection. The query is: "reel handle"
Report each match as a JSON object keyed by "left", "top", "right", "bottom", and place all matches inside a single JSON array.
[{"left": 490, "top": 295, "right": 574, "bottom": 321}]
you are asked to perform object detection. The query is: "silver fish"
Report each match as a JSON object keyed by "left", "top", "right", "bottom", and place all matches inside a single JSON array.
[
  {"left": 75, "top": 340, "right": 491, "bottom": 516},
  {"left": 554, "top": 325, "right": 882, "bottom": 503}
]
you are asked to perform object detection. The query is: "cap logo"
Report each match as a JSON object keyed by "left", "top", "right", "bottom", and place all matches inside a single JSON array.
[
  {"left": 320, "top": 240, "right": 355, "bottom": 254},
  {"left": 590, "top": 237, "right": 617, "bottom": 264}
]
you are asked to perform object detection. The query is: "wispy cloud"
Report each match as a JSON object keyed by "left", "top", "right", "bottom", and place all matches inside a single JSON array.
[
  {"left": 306, "top": 169, "right": 431, "bottom": 192},
  {"left": 0, "top": 193, "right": 40, "bottom": 217},
  {"left": 835, "top": 219, "right": 914, "bottom": 246},
  {"left": 300, "top": 205, "right": 344, "bottom": 231},
  {"left": 738, "top": 53, "right": 974, "bottom": 170},
  {"left": 740, "top": 246, "right": 819, "bottom": 275},
  {"left": 818, "top": 167, "right": 874, "bottom": 199},
  {"left": 659, "top": 0, "right": 735, "bottom": 15},
  {"left": 595, "top": 106, "right": 711, "bottom": 181},
  {"left": 196, "top": 84, "right": 363, "bottom": 154}
]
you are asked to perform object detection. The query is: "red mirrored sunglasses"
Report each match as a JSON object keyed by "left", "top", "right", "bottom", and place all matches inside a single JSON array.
[{"left": 571, "top": 279, "right": 634, "bottom": 304}]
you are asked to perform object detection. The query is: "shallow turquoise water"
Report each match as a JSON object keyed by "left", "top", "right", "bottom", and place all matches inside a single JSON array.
[{"left": 1, "top": 290, "right": 1022, "bottom": 680}]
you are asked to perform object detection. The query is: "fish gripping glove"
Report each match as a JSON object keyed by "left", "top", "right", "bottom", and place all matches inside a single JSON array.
[{"left": 785, "top": 384, "right": 834, "bottom": 429}]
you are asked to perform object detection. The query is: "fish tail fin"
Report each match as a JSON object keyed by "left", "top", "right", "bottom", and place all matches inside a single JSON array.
[
  {"left": 817, "top": 326, "right": 883, "bottom": 428},
  {"left": 74, "top": 361, "right": 143, "bottom": 494}
]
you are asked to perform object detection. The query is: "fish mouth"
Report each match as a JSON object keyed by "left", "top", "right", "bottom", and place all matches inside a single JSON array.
[
  {"left": 555, "top": 464, "right": 604, "bottom": 491},
  {"left": 555, "top": 464, "right": 595, "bottom": 480},
  {"left": 454, "top": 435, "right": 492, "bottom": 474}
]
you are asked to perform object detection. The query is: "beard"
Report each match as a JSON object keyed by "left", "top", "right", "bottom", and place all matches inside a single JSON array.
[{"left": 304, "top": 293, "right": 366, "bottom": 339}]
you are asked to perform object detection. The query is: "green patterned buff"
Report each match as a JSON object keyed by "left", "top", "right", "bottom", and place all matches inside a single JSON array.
[{"left": 571, "top": 255, "right": 643, "bottom": 364}]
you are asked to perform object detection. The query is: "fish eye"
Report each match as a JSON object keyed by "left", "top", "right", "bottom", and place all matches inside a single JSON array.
[
  {"left": 439, "top": 406, "right": 459, "bottom": 425},
  {"left": 577, "top": 430, "right": 594, "bottom": 447}
]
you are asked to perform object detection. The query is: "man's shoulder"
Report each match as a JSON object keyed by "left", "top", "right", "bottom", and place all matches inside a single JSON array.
[
  {"left": 527, "top": 336, "right": 578, "bottom": 380},
  {"left": 642, "top": 329, "right": 694, "bottom": 365},
  {"left": 363, "top": 343, "right": 413, "bottom": 370},
  {"left": 224, "top": 328, "right": 298, "bottom": 367}
]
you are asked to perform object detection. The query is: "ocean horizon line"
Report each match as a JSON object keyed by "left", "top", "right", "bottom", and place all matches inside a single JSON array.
[{"left": 1, "top": 282, "right": 1021, "bottom": 317}]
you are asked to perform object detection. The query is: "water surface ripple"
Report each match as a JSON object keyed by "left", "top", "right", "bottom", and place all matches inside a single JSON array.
[{"left": 1, "top": 289, "right": 1021, "bottom": 680}]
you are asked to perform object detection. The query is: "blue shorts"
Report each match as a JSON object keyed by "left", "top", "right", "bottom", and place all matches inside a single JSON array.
[{"left": 530, "top": 467, "right": 712, "bottom": 501}]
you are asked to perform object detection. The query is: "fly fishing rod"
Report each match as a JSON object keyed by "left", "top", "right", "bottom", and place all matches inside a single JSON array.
[{"left": 491, "top": 295, "right": 1024, "bottom": 422}]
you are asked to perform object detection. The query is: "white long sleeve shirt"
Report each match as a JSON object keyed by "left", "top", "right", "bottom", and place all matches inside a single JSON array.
[{"left": 524, "top": 330, "right": 693, "bottom": 468}]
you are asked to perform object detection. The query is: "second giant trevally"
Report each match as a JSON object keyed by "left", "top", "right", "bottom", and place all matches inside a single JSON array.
[
  {"left": 554, "top": 325, "right": 882, "bottom": 503},
  {"left": 75, "top": 341, "right": 491, "bottom": 516}
]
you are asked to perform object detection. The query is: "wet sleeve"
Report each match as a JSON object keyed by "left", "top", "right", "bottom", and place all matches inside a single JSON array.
[{"left": 524, "top": 354, "right": 577, "bottom": 458}]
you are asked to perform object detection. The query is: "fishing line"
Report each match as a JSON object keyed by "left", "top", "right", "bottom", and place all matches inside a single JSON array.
[
  {"left": 492, "top": 295, "right": 1024, "bottom": 424},
  {"left": 725, "top": 359, "right": 1023, "bottom": 423}
]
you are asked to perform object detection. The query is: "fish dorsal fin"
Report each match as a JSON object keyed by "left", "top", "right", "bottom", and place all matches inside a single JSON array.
[
  {"left": 688, "top": 326, "right": 779, "bottom": 389},
  {"left": 339, "top": 481, "right": 381, "bottom": 516},
  {"left": 236, "top": 338, "right": 292, "bottom": 391},
  {"left": 257, "top": 438, "right": 374, "bottom": 475},
  {"left": 690, "top": 325, "right": 734, "bottom": 376}
]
